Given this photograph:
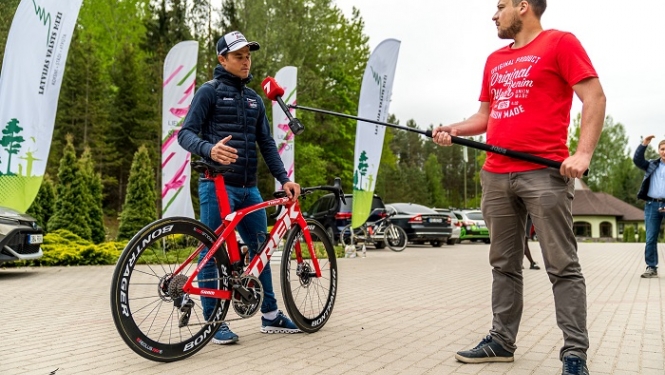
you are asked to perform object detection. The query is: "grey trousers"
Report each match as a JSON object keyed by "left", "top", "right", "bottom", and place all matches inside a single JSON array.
[{"left": 480, "top": 168, "right": 588, "bottom": 361}]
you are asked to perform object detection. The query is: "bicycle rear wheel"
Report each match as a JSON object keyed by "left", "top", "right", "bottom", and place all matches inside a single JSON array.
[
  {"left": 384, "top": 224, "right": 408, "bottom": 252},
  {"left": 110, "top": 217, "right": 231, "bottom": 362},
  {"left": 281, "top": 220, "right": 338, "bottom": 333},
  {"left": 339, "top": 224, "right": 368, "bottom": 247}
]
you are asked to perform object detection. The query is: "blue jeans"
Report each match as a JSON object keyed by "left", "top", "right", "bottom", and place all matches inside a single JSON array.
[
  {"left": 198, "top": 179, "right": 278, "bottom": 320},
  {"left": 644, "top": 200, "right": 665, "bottom": 268}
]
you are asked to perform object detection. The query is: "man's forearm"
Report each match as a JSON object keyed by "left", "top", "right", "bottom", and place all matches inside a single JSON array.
[{"left": 575, "top": 96, "right": 606, "bottom": 156}]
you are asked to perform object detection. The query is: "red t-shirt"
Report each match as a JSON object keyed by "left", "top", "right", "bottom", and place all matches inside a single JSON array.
[{"left": 479, "top": 29, "right": 598, "bottom": 173}]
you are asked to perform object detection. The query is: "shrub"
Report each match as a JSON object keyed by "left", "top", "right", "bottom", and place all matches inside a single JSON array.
[
  {"left": 623, "top": 226, "right": 636, "bottom": 243},
  {"left": 23, "top": 229, "right": 125, "bottom": 266},
  {"left": 638, "top": 226, "right": 646, "bottom": 242}
]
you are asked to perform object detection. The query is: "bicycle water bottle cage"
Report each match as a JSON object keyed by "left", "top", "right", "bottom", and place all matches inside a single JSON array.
[{"left": 190, "top": 160, "right": 234, "bottom": 177}]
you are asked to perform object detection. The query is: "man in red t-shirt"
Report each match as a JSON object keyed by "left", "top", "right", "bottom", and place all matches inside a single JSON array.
[{"left": 433, "top": 1, "right": 605, "bottom": 374}]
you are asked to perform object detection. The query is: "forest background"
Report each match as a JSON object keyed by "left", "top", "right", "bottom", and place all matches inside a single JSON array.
[{"left": 0, "top": 0, "right": 654, "bottom": 241}]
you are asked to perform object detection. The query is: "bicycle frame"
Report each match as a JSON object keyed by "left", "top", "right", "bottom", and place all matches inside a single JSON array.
[{"left": 173, "top": 172, "right": 322, "bottom": 300}]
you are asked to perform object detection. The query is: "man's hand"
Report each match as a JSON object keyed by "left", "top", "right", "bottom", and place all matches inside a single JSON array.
[
  {"left": 210, "top": 135, "right": 238, "bottom": 165},
  {"left": 560, "top": 152, "right": 592, "bottom": 179},
  {"left": 643, "top": 135, "right": 655, "bottom": 146},
  {"left": 282, "top": 181, "right": 301, "bottom": 201},
  {"left": 432, "top": 125, "right": 457, "bottom": 146}
]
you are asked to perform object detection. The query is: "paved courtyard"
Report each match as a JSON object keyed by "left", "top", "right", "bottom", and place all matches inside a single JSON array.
[{"left": 1, "top": 241, "right": 664, "bottom": 375}]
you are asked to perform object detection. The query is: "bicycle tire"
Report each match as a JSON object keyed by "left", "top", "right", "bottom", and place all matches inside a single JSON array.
[
  {"left": 281, "top": 219, "right": 338, "bottom": 333},
  {"left": 339, "top": 224, "right": 368, "bottom": 247},
  {"left": 110, "top": 217, "right": 231, "bottom": 362},
  {"left": 384, "top": 224, "right": 408, "bottom": 252}
]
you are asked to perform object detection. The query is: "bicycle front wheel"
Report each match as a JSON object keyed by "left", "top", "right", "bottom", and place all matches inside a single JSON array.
[
  {"left": 281, "top": 220, "right": 338, "bottom": 333},
  {"left": 384, "top": 224, "right": 408, "bottom": 252},
  {"left": 339, "top": 224, "right": 368, "bottom": 247},
  {"left": 110, "top": 217, "right": 231, "bottom": 362}
]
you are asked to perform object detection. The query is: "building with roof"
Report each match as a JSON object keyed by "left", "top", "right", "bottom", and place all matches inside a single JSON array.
[{"left": 572, "top": 179, "right": 644, "bottom": 240}]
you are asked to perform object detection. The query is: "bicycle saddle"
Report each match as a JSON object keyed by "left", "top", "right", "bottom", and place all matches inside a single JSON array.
[{"left": 190, "top": 160, "right": 234, "bottom": 176}]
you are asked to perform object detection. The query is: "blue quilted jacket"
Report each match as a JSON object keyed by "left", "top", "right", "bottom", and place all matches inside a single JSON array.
[{"left": 178, "top": 65, "right": 289, "bottom": 187}]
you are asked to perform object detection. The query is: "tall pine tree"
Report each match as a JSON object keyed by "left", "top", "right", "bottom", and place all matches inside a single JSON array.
[
  {"left": 80, "top": 147, "right": 106, "bottom": 243},
  {"left": 118, "top": 145, "right": 157, "bottom": 240},
  {"left": 48, "top": 135, "right": 92, "bottom": 240},
  {"left": 26, "top": 175, "right": 56, "bottom": 231}
]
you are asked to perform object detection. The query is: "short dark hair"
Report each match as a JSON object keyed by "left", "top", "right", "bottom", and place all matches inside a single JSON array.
[{"left": 513, "top": 0, "right": 546, "bottom": 18}]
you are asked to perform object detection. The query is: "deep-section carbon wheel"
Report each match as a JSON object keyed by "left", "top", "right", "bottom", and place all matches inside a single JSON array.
[
  {"left": 110, "top": 217, "right": 231, "bottom": 362},
  {"left": 281, "top": 220, "right": 338, "bottom": 333}
]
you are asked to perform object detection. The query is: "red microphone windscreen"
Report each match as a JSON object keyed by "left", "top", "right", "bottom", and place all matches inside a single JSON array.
[{"left": 261, "top": 76, "right": 285, "bottom": 101}]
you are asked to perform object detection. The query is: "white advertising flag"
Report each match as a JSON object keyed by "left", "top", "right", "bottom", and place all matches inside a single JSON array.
[
  {"left": 351, "top": 39, "right": 401, "bottom": 228},
  {"left": 0, "top": 0, "right": 83, "bottom": 212},
  {"left": 161, "top": 41, "right": 198, "bottom": 218},
  {"left": 272, "top": 66, "right": 297, "bottom": 191}
]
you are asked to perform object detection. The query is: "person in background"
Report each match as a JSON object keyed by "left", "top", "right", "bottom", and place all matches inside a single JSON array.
[
  {"left": 432, "top": 1, "right": 605, "bottom": 374},
  {"left": 633, "top": 135, "right": 665, "bottom": 278},
  {"left": 523, "top": 215, "right": 540, "bottom": 270}
]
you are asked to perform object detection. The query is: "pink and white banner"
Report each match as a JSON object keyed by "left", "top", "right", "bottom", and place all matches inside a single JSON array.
[
  {"left": 161, "top": 41, "right": 198, "bottom": 218},
  {"left": 272, "top": 66, "right": 297, "bottom": 191}
]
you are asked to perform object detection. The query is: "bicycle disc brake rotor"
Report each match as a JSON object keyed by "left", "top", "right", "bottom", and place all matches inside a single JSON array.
[
  {"left": 297, "top": 262, "right": 313, "bottom": 287},
  {"left": 232, "top": 275, "right": 263, "bottom": 318}
]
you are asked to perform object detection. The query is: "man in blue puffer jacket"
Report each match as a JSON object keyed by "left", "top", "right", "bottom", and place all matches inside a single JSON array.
[
  {"left": 178, "top": 30, "right": 302, "bottom": 344},
  {"left": 633, "top": 135, "right": 665, "bottom": 278}
]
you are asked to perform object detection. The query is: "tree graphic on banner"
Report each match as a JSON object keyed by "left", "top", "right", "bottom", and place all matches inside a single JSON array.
[
  {"left": 357, "top": 150, "right": 369, "bottom": 191},
  {"left": 1, "top": 118, "right": 25, "bottom": 175}
]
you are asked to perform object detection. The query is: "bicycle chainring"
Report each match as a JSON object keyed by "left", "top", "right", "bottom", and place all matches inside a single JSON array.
[{"left": 232, "top": 275, "right": 263, "bottom": 318}]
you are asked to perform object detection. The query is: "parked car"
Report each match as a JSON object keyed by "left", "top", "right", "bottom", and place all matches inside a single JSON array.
[
  {"left": 433, "top": 208, "right": 461, "bottom": 245},
  {"left": 452, "top": 209, "right": 490, "bottom": 243},
  {"left": 0, "top": 206, "right": 44, "bottom": 264},
  {"left": 305, "top": 193, "right": 386, "bottom": 245},
  {"left": 385, "top": 203, "right": 452, "bottom": 247}
]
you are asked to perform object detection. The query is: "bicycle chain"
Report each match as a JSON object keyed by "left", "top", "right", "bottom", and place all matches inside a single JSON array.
[{"left": 177, "top": 275, "right": 257, "bottom": 326}]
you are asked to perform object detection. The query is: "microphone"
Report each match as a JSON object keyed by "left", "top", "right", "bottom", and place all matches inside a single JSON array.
[{"left": 262, "top": 76, "right": 304, "bottom": 135}]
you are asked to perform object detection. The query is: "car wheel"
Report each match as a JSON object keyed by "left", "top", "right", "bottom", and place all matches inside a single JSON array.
[
  {"left": 531, "top": 234, "right": 538, "bottom": 241},
  {"left": 446, "top": 238, "right": 456, "bottom": 245},
  {"left": 483, "top": 239, "right": 491, "bottom": 244},
  {"left": 431, "top": 240, "right": 443, "bottom": 247}
]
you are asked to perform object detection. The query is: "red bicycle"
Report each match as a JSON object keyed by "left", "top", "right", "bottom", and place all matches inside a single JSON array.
[{"left": 110, "top": 161, "right": 344, "bottom": 362}]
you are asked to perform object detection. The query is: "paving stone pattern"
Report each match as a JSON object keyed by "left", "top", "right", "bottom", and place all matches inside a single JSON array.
[{"left": 1, "top": 242, "right": 664, "bottom": 375}]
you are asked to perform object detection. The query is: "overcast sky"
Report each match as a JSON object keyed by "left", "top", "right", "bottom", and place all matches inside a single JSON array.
[{"left": 334, "top": 0, "right": 665, "bottom": 151}]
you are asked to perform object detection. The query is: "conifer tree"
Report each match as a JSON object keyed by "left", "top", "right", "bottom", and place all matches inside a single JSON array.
[
  {"left": 26, "top": 175, "right": 56, "bottom": 231},
  {"left": 80, "top": 147, "right": 106, "bottom": 243},
  {"left": 48, "top": 135, "right": 92, "bottom": 240},
  {"left": 118, "top": 145, "right": 157, "bottom": 240}
]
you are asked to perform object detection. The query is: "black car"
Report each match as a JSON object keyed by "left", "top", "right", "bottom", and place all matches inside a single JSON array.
[
  {"left": 385, "top": 203, "right": 452, "bottom": 247},
  {"left": 305, "top": 193, "right": 386, "bottom": 244}
]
